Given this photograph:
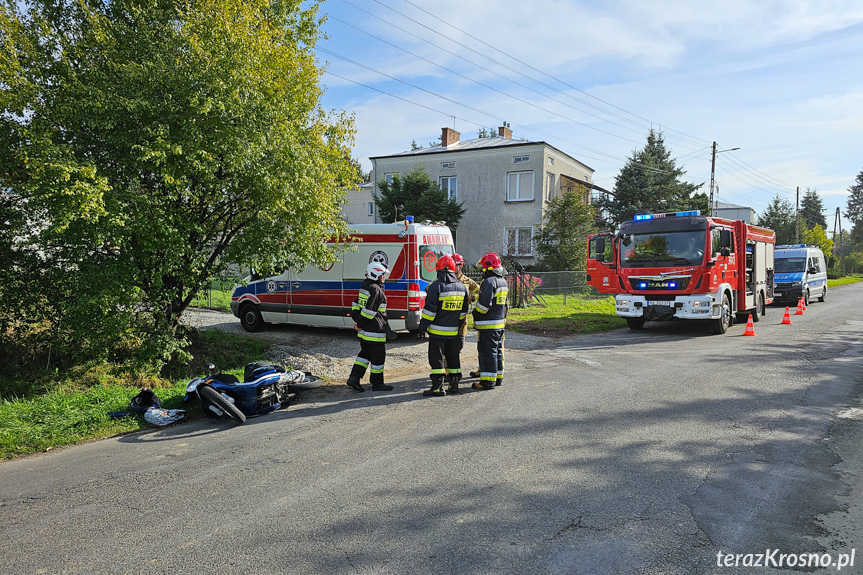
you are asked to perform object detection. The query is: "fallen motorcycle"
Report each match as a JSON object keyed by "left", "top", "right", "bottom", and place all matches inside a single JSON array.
[{"left": 184, "top": 361, "right": 322, "bottom": 425}]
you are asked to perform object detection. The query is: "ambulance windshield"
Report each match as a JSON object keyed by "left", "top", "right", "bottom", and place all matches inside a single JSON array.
[{"left": 419, "top": 244, "right": 455, "bottom": 282}]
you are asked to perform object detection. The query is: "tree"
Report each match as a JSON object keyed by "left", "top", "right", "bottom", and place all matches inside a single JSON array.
[
  {"left": 802, "top": 225, "right": 833, "bottom": 257},
  {"left": 800, "top": 187, "right": 827, "bottom": 230},
  {"left": 373, "top": 166, "right": 465, "bottom": 228},
  {"left": 845, "top": 167, "right": 863, "bottom": 225},
  {"left": 534, "top": 188, "right": 597, "bottom": 271},
  {"left": 757, "top": 196, "right": 797, "bottom": 245},
  {"left": 0, "top": 0, "right": 356, "bottom": 370},
  {"left": 410, "top": 140, "right": 424, "bottom": 151},
  {"left": 597, "top": 129, "right": 706, "bottom": 226}
]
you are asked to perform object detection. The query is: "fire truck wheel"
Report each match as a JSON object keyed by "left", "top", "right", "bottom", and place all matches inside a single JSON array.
[
  {"left": 710, "top": 294, "right": 731, "bottom": 334},
  {"left": 752, "top": 293, "right": 764, "bottom": 322},
  {"left": 239, "top": 304, "right": 266, "bottom": 332},
  {"left": 626, "top": 319, "right": 644, "bottom": 330}
]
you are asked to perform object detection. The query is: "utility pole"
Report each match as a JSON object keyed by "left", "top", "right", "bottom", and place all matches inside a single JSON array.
[
  {"left": 709, "top": 142, "right": 740, "bottom": 216},
  {"left": 795, "top": 186, "right": 800, "bottom": 243},
  {"left": 834, "top": 207, "right": 846, "bottom": 276}
]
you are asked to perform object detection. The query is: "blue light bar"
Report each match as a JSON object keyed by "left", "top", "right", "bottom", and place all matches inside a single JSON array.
[
  {"left": 634, "top": 214, "right": 653, "bottom": 221},
  {"left": 633, "top": 210, "right": 700, "bottom": 221}
]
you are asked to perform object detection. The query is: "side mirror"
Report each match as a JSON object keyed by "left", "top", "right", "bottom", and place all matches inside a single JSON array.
[
  {"left": 206, "top": 363, "right": 216, "bottom": 374},
  {"left": 719, "top": 229, "right": 732, "bottom": 248},
  {"left": 594, "top": 237, "right": 606, "bottom": 262},
  {"left": 720, "top": 247, "right": 730, "bottom": 257},
  {"left": 808, "top": 267, "right": 816, "bottom": 274}
]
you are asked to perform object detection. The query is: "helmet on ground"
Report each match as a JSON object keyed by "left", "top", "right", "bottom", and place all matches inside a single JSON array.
[
  {"left": 366, "top": 262, "right": 388, "bottom": 280},
  {"left": 453, "top": 253, "right": 465, "bottom": 266},
  {"left": 477, "top": 252, "right": 502, "bottom": 272},
  {"left": 436, "top": 254, "right": 456, "bottom": 272}
]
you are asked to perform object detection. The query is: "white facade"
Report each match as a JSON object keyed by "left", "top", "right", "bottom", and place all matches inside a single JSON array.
[
  {"left": 340, "top": 182, "right": 376, "bottom": 224},
  {"left": 370, "top": 127, "right": 595, "bottom": 267}
]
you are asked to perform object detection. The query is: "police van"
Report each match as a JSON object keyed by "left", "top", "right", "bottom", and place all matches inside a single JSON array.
[
  {"left": 773, "top": 244, "right": 828, "bottom": 305},
  {"left": 230, "top": 218, "right": 455, "bottom": 332}
]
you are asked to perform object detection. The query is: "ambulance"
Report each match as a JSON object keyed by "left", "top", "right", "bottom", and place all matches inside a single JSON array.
[{"left": 230, "top": 218, "right": 455, "bottom": 332}]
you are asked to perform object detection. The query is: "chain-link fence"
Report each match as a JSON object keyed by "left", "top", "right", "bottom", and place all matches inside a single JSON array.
[{"left": 463, "top": 270, "right": 604, "bottom": 308}]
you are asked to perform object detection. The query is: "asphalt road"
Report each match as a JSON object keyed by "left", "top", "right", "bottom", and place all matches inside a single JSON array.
[{"left": 2, "top": 285, "right": 863, "bottom": 574}]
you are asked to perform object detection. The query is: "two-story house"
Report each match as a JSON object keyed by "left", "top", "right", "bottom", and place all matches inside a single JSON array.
[{"left": 369, "top": 126, "right": 598, "bottom": 268}]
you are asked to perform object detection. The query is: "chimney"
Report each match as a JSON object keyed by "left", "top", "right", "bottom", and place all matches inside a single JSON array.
[
  {"left": 441, "top": 127, "right": 460, "bottom": 147},
  {"left": 498, "top": 124, "right": 512, "bottom": 139}
]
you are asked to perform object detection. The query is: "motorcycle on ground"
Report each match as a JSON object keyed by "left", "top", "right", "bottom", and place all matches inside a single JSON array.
[{"left": 184, "top": 361, "right": 322, "bottom": 425}]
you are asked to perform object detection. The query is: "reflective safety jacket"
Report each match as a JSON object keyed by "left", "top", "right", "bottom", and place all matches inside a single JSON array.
[
  {"left": 351, "top": 278, "right": 388, "bottom": 343},
  {"left": 456, "top": 270, "right": 480, "bottom": 337},
  {"left": 473, "top": 269, "right": 508, "bottom": 330},
  {"left": 419, "top": 268, "right": 470, "bottom": 338}
]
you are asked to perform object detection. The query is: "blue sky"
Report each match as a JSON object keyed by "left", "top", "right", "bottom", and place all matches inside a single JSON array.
[{"left": 314, "top": 0, "right": 863, "bottom": 227}]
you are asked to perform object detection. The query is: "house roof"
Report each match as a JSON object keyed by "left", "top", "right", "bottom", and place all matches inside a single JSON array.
[{"left": 369, "top": 135, "right": 594, "bottom": 172}]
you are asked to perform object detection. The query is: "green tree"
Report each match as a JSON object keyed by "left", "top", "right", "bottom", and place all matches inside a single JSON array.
[
  {"left": 844, "top": 252, "right": 863, "bottom": 274},
  {"left": 534, "top": 188, "right": 597, "bottom": 271},
  {"left": 0, "top": 0, "right": 356, "bottom": 370},
  {"left": 845, "top": 167, "right": 863, "bottom": 225},
  {"left": 802, "top": 225, "right": 833, "bottom": 257},
  {"left": 373, "top": 166, "right": 465, "bottom": 228},
  {"left": 757, "top": 196, "right": 797, "bottom": 245},
  {"left": 800, "top": 187, "right": 827, "bottom": 230},
  {"left": 598, "top": 129, "right": 706, "bottom": 226}
]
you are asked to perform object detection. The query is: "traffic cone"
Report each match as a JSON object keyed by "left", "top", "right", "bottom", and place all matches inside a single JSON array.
[
  {"left": 781, "top": 306, "right": 793, "bottom": 325},
  {"left": 742, "top": 314, "right": 756, "bottom": 336},
  {"left": 801, "top": 297, "right": 807, "bottom": 311},
  {"left": 794, "top": 299, "right": 804, "bottom": 315}
]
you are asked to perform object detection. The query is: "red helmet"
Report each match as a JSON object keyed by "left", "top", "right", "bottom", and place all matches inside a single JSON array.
[
  {"left": 477, "top": 252, "right": 501, "bottom": 271},
  {"left": 452, "top": 253, "right": 465, "bottom": 265},
  {"left": 436, "top": 254, "right": 456, "bottom": 272}
]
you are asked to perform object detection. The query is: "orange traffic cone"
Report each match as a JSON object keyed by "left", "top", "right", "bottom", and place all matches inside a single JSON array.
[
  {"left": 795, "top": 299, "right": 804, "bottom": 315},
  {"left": 742, "top": 314, "right": 756, "bottom": 336},
  {"left": 801, "top": 297, "right": 807, "bottom": 311},
  {"left": 781, "top": 306, "right": 793, "bottom": 325}
]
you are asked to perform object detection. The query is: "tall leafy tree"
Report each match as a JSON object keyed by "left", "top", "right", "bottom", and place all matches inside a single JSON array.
[
  {"left": 373, "top": 166, "right": 465, "bottom": 228},
  {"left": 534, "top": 187, "right": 597, "bottom": 271},
  {"left": 757, "top": 196, "right": 797, "bottom": 245},
  {"left": 598, "top": 129, "right": 706, "bottom": 226},
  {"left": 0, "top": 0, "right": 356, "bottom": 369},
  {"left": 845, "top": 167, "right": 863, "bottom": 225},
  {"left": 802, "top": 225, "right": 833, "bottom": 257},
  {"left": 800, "top": 187, "right": 827, "bottom": 230}
]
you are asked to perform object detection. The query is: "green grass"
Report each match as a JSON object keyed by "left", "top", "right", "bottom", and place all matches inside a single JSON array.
[
  {"left": 828, "top": 274, "right": 863, "bottom": 288},
  {"left": 0, "top": 330, "right": 271, "bottom": 461},
  {"left": 506, "top": 294, "right": 627, "bottom": 335},
  {"left": 190, "top": 287, "right": 234, "bottom": 312}
]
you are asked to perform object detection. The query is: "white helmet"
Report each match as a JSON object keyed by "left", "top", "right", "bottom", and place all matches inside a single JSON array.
[{"left": 366, "top": 262, "right": 388, "bottom": 281}]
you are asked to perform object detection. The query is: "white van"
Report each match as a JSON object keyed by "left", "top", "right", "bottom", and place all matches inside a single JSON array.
[
  {"left": 773, "top": 245, "right": 828, "bottom": 305},
  {"left": 230, "top": 219, "right": 455, "bottom": 332}
]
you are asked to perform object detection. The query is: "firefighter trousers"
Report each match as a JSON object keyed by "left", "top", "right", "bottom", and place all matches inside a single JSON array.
[
  {"left": 350, "top": 339, "right": 386, "bottom": 385},
  {"left": 477, "top": 329, "right": 504, "bottom": 386},
  {"left": 428, "top": 337, "right": 462, "bottom": 381}
]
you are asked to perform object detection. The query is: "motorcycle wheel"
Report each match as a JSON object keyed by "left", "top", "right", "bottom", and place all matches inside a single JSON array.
[
  {"left": 286, "top": 374, "right": 324, "bottom": 393},
  {"left": 199, "top": 386, "right": 246, "bottom": 425}
]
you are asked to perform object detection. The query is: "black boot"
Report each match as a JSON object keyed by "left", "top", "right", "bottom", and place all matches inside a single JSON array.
[
  {"left": 346, "top": 375, "right": 364, "bottom": 392},
  {"left": 372, "top": 381, "right": 393, "bottom": 391},
  {"left": 495, "top": 377, "right": 503, "bottom": 387},
  {"left": 423, "top": 377, "right": 445, "bottom": 397},
  {"left": 446, "top": 375, "right": 461, "bottom": 395}
]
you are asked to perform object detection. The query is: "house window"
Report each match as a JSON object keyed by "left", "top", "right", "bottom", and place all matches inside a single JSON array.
[
  {"left": 367, "top": 202, "right": 374, "bottom": 216},
  {"left": 506, "top": 228, "right": 533, "bottom": 256},
  {"left": 546, "top": 172, "right": 555, "bottom": 202},
  {"left": 439, "top": 176, "right": 457, "bottom": 200},
  {"left": 441, "top": 161, "right": 456, "bottom": 169},
  {"left": 513, "top": 155, "right": 530, "bottom": 164},
  {"left": 548, "top": 157, "right": 555, "bottom": 165},
  {"left": 506, "top": 171, "right": 534, "bottom": 201},
  {"left": 383, "top": 173, "right": 397, "bottom": 185}
]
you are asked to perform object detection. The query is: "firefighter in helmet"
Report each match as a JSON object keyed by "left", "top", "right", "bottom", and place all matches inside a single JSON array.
[
  {"left": 472, "top": 252, "right": 508, "bottom": 390},
  {"left": 346, "top": 262, "right": 393, "bottom": 392},
  {"left": 418, "top": 254, "right": 471, "bottom": 396},
  {"left": 451, "top": 253, "right": 479, "bottom": 375}
]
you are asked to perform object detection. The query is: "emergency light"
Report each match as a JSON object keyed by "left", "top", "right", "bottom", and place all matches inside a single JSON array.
[{"left": 633, "top": 210, "right": 701, "bottom": 221}]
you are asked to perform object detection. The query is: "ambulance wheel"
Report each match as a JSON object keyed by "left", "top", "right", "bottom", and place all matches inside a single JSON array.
[
  {"left": 239, "top": 304, "right": 266, "bottom": 332},
  {"left": 819, "top": 286, "right": 827, "bottom": 302},
  {"left": 626, "top": 319, "right": 644, "bottom": 330},
  {"left": 710, "top": 294, "right": 731, "bottom": 334}
]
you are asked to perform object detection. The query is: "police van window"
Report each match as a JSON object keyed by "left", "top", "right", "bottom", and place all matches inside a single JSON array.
[{"left": 419, "top": 244, "right": 454, "bottom": 282}]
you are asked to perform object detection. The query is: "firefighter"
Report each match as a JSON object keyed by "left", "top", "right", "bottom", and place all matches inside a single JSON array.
[
  {"left": 452, "top": 253, "right": 480, "bottom": 376},
  {"left": 472, "top": 252, "right": 508, "bottom": 390},
  {"left": 346, "top": 262, "right": 393, "bottom": 392},
  {"left": 418, "top": 254, "right": 471, "bottom": 396}
]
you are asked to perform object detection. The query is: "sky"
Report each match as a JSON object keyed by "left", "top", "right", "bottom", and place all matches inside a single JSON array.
[{"left": 314, "top": 0, "right": 863, "bottom": 229}]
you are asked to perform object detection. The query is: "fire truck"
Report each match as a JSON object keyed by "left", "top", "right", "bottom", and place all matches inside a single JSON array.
[{"left": 586, "top": 210, "right": 775, "bottom": 334}]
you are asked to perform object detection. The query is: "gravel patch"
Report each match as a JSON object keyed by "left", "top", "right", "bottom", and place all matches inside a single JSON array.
[{"left": 182, "top": 307, "right": 545, "bottom": 382}]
